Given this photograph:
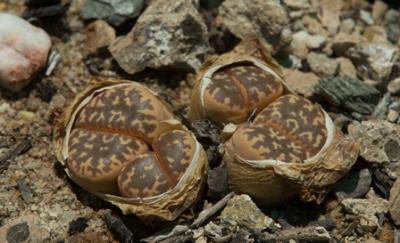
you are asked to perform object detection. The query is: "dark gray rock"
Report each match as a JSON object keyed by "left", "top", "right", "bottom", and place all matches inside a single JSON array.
[
  {"left": 109, "top": 0, "right": 210, "bottom": 74},
  {"left": 315, "top": 76, "right": 380, "bottom": 115},
  {"left": 190, "top": 119, "right": 221, "bottom": 167},
  {"left": 104, "top": 212, "right": 134, "bottom": 243},
  {"left": 81, "top": 0, "right": 145, "bottom": 26},
  {"left": 68, "top": 217, "right": 88, "bottom": 236},
  {"left": 371, "top": 167, "right": 395, "bottom": 199},
  {"left": 17, "top": 180, "right": 33, "bottom": 203},
  {"left": 334, "top": 169, "right": 371, "bottom": 200},
  {"left": 0, "top": 215, "right": 49, "bottom": 242},
  {"left": 207, "top": 166, "right": 228, "bottom": 199},
  {"left": 6, "top": 223, "right": 30, "bottom": 243},
  {"left": 384, "top": 9, "right": 400, "bottom": 44}
]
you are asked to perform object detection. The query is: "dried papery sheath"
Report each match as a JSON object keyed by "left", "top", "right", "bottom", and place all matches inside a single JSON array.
[{"left": 54, "top": 80, "right": 207, "bottom": 221}]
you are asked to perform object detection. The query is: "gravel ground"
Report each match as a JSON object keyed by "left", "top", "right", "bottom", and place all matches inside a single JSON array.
[{"left": 1, "top": 0, "right": 400, "bottom": 242}]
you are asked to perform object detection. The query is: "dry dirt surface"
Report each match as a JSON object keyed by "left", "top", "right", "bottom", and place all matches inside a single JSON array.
[{"left": 0, "top": 0, "right": 400, "bottom": 242}]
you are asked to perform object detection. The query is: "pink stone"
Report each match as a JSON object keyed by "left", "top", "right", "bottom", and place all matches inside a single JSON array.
[{"left": 0, "top": 13, "right": 51, "bottom": 92}]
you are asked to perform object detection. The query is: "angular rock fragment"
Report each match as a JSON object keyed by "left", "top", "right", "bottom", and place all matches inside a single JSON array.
[
  {"left": 371, "top": 167, "right": 396, "bottom": 199},
  {"left": 389, "top": 178, "right": 400, "bottom": 226},
  {"left": 335, "top": 169, "right": 371, "bottom": 200},
  {"left": 372, "top": 0, "right": 388, "bottom": 24},
  {"left": 219, "top": 0, "right": 292, "bottom": 52},
  {"left": 109, "top": 0, "right": 210, "bottom": 74},
  {"left": 290, "top": 31, "right": 326, "bottom": 59},
  {"left": 359, "top": 10, "right": 374, "bottom": 25},
  {"left": 363, "top": 26, "right": 388, "bottom": 44},
  {"left": 387, "top": 77, "right": 400, "bottom": 95},
  {"left": 220, "top": 194, "right": 274, "bottom": 231},
  {"left": 307, "top": 52, "right": 339, "bottom": 76},
  {"left": 303, "top": 15, "right": 327, "bottom": 36},
  {"left": 262, "top": 226, "right": 332, "bottom": 242},
  {"left": 348, "top": 121, "right": 400, "bottom": 164},
  {"left": 337, "top": 57, "right": 357, "bottom": 79},
  {"left": 17, "top": 180, "right": 33, "bottom": 203},
  {"left": 320, "top": 0, "right": 343, "bottom": 35},
  {"left": 68, "top": 217, "right": 88, "bottom": 235},
  {"left": 387, "top": 109, "right": 399, "bottom": 123},
  {"left": 371, "top": 92, "right": 391, "bottom": 119},
  {"left": 339, "top": 18, "right": 356, "bottom": 34},
  {"left": 282, "top": 68, "right": 320, "bottom": 98},
  {"left": 341, "top": 195, "right": 389, "bottom": 231},
  {"left": 282, "top": 0, "right": 310, "bottom": 10},
  {"left": 81, "top": 0, "right": 145, "bottom": 26},
  {"left": 207, "top": 166, "right": 228, "bottom": 200},
  {"left": 0, "top": 13, "right": 51, "bottom": 92},
  {"left": 331, "top": 32, "right": 364, "bottom": 57},
  {"left": 203, "top": 221, "right": 231, "bottom": 241},
  {"left": 315, "top": 76, "right": 380, "bottom": 114},
  {"left": 384, "top": 9, "right": 400, "bottom": 44},
  {"left": 84, "top": 20, "right": 116, "bottom": 55},
  {"left": 348, "top": 42, "right": 398, "bottom": 82}
]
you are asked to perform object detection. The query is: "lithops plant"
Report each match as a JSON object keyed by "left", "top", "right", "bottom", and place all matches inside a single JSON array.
[
  {"left": 190, "top": 39, "right": 360, "bottom": 206},
  {"left": 54, "top": 80, "right": 207, "bottom": 220},
  {"left": 190, "top": 38, "right": 286, "bottom": 126}
]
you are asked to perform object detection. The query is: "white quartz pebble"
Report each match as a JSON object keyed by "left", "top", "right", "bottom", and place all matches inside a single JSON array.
[{"left": 0, "top": 13, "right": 51, "bottom": 91}]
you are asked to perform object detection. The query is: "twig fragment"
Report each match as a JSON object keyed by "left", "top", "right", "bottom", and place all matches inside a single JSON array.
[
  {"left": 261, "top": 226, "right": 331, "bottom": 242},
  {"left": 46, "top": 51, "right": 61, "bottom": 76},
  {"left": 192, "top": 192, "right": 235, "bottom": 228},
  {"left": 144, "top": 192, "right": 235, "bottom": 243}
]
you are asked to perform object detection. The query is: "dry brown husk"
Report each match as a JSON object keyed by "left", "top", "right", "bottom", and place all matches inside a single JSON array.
[
  {"left": 225, "top": 129, "right": 360, "bottom": 206},
  {"left": 189, "top": 38, "right": 360, "bottom": 206},
  {"left": 53, "top": 79, "right": 208, "bottom": 221}
]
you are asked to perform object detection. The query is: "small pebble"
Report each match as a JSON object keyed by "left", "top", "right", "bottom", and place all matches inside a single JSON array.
[
  {"left": 17, "top": 180, "right": 33, "bottom": 203},
  {"left": 6, "top": 222, "right": 30, "bottom": 243},
  {"left": 17, "top": 111, "right": 36, "bottom": 124},
  {"left": 48, "top": 210, "right": 58, "bottom": 219},
  {"left": 387, "top": 109, "right": 399, "bottom": 123},
  {"left": 360, "top": 10, "right": 374, "bottom": 25},
  {"left": 68, "top": 217, "right": 89, "bottom": 235},
  {"left": 0, "top": 102, "right": 10, "bottom": 113},
  {"left": 388, "top": 77, "right": 400, "bottom": 95},
  {"left": 389, "top": 101, "right": 400, "bottom": 112}
]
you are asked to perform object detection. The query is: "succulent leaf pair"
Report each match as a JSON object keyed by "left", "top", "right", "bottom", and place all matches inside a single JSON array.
[
  {"left": 54, "top": 81, "right": 207, "bottom": 220},
  {"left": 54, "top": 39, "right": 359, "bottom": 220}
]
